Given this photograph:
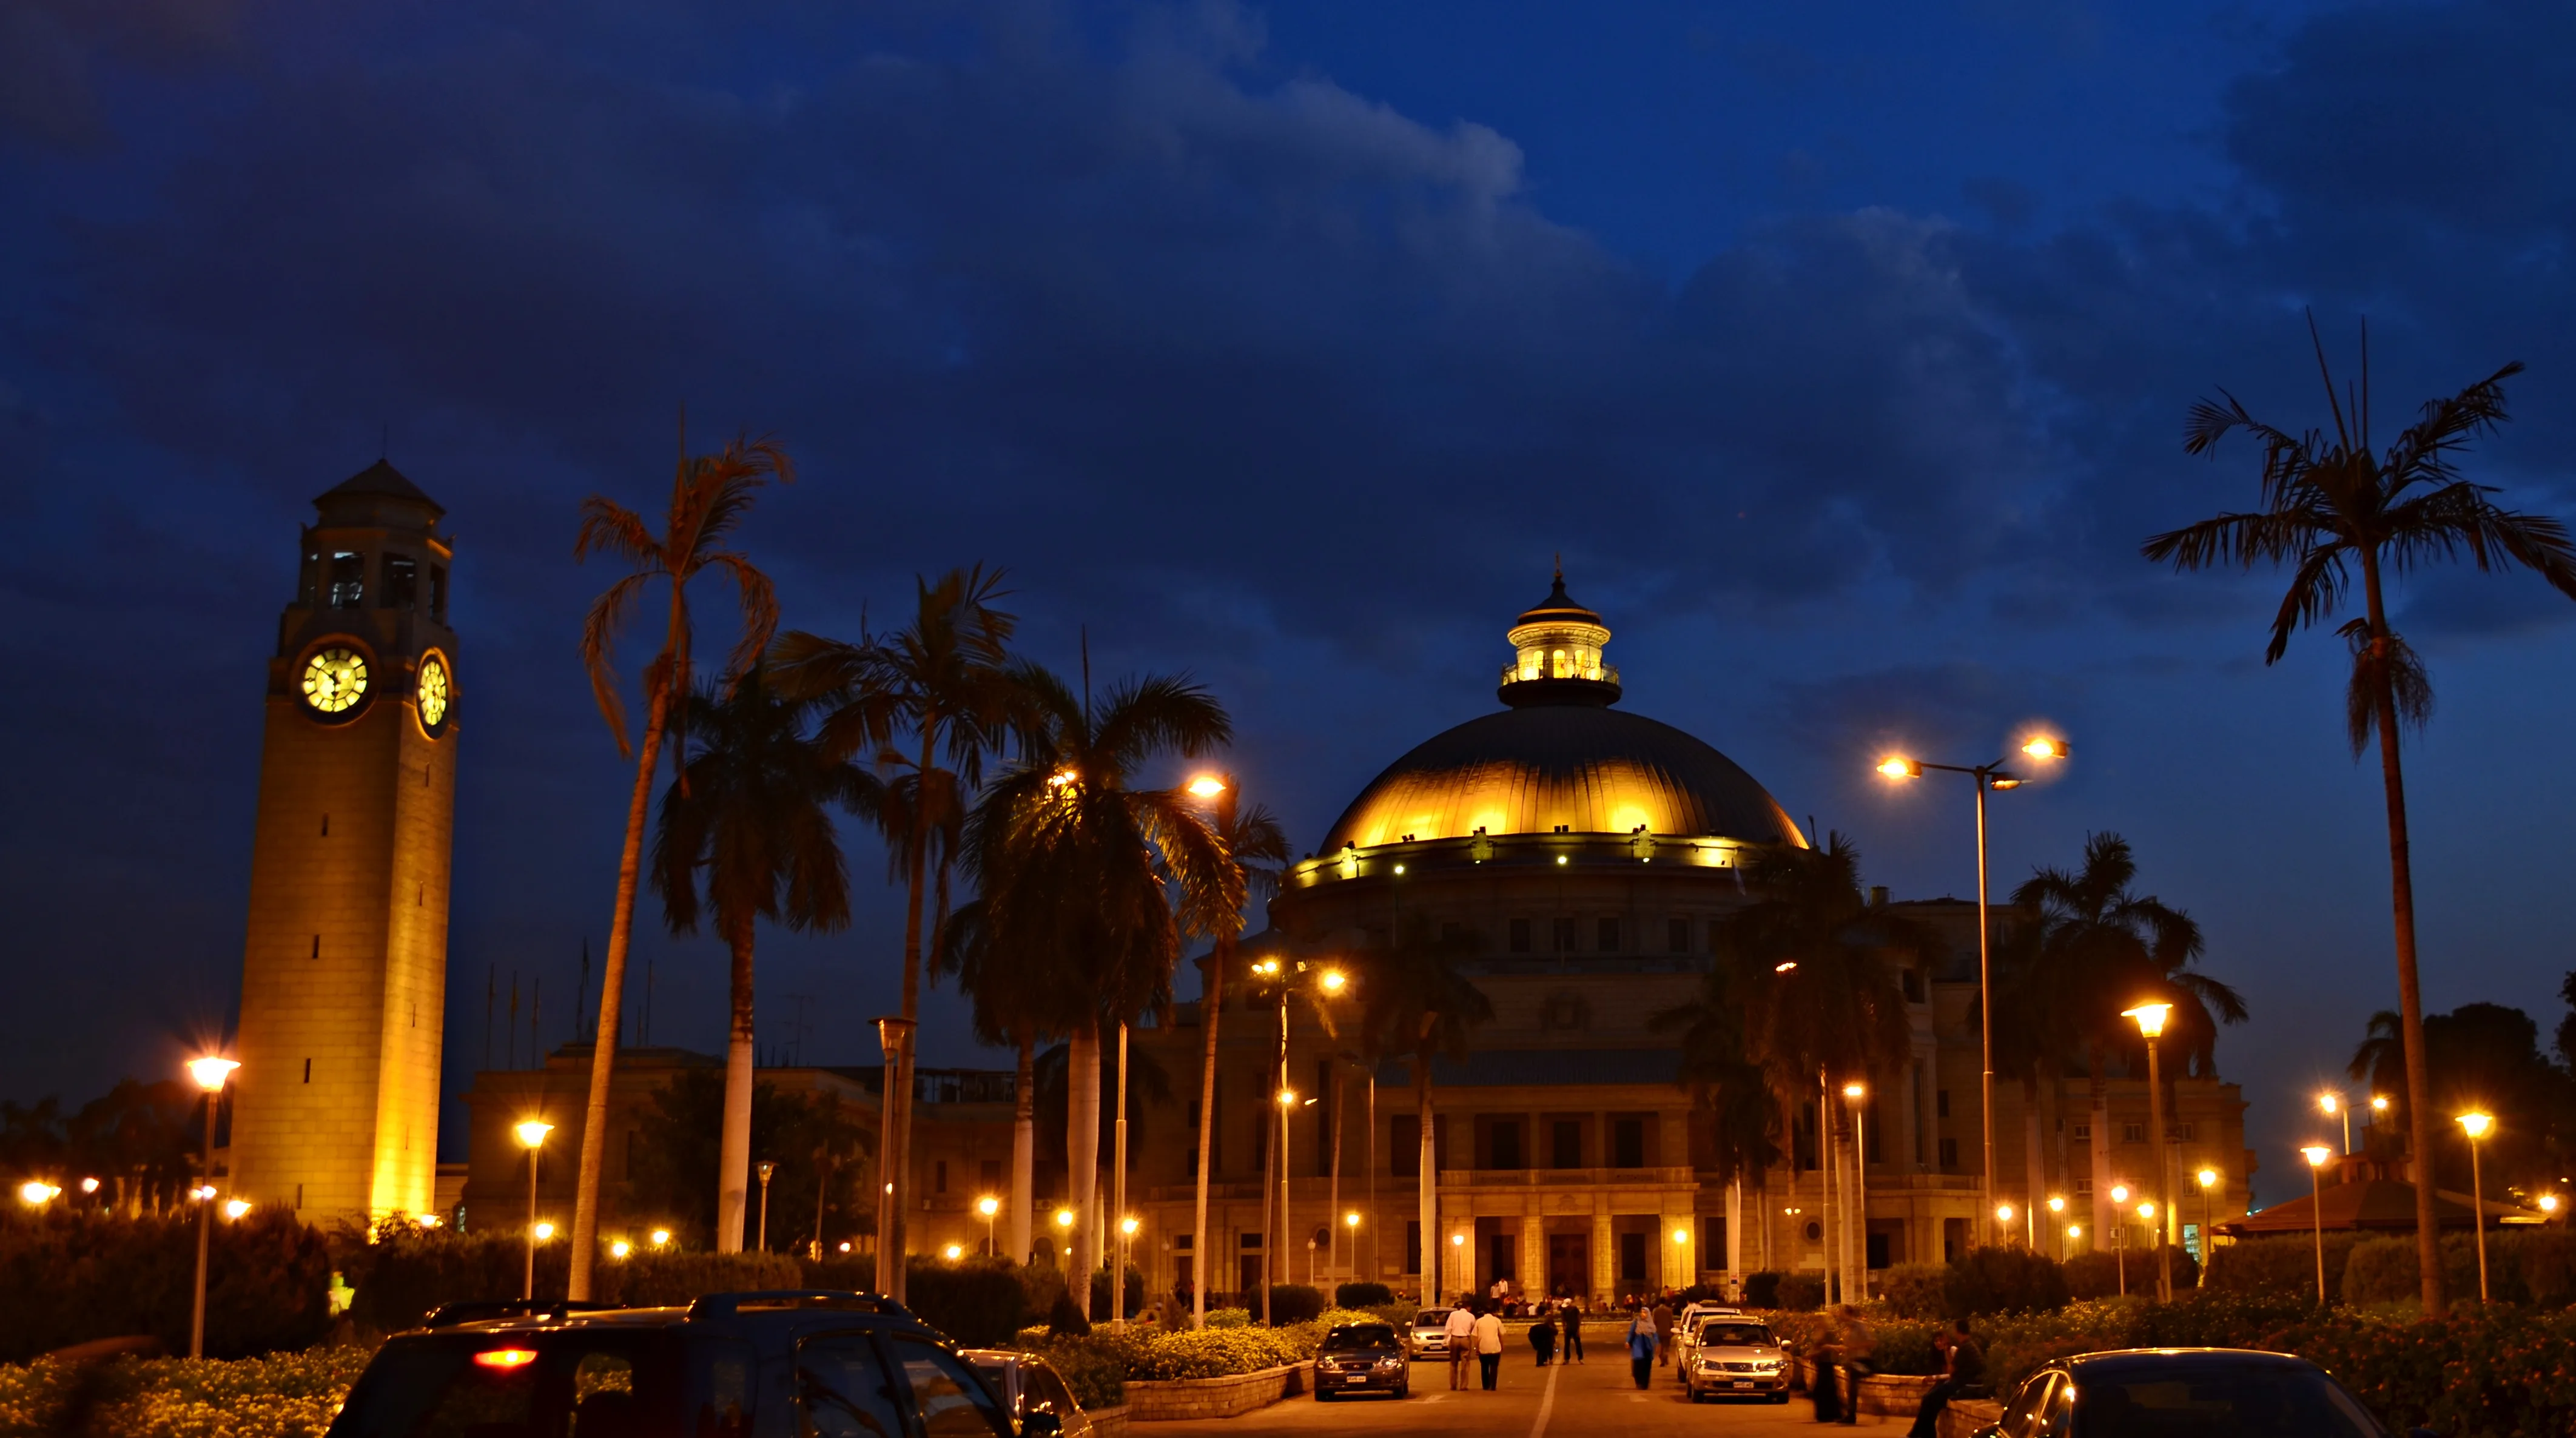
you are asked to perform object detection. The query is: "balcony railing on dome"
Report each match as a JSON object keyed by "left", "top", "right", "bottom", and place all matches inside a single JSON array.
[{"left": 1499, "top": 661, "right": 1619, "bottom": 689}]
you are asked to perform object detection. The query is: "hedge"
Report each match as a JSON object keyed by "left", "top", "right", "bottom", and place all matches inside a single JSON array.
[
  {"left": 2204, "top": 1231, "right": 2361, "bottom": 1298},
  {"left": 0, "top": 1209, "right": 333, "bottom": 1362},
  {"left": 2341, "top": 1230, "right": 2576, "bottom": 1308},
  {"left": 1014, "top": 1306, "right": 1387, "bottom": 1408},
  {"left": 345, "top": 1232, "right": 800, "bottom": 1331},
  {"left": 803, "top": 1257, "right": 1032, "bottom": 1347},
  {"left": 1334, "top": 1281, "right": 1393, "bottom": 1308},
  {"left": 0, "top": 1347, "right": 374, "bottom": 1438}
]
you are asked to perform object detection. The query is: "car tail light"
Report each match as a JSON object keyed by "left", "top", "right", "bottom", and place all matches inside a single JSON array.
[{"left": 474, "top": 1349, "right": 540, "bottom": 1369}]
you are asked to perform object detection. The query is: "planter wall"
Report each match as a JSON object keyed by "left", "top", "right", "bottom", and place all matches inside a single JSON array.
[
  {"left": 1795, "top": 1359, "right": 1948, "bottom": 1416},
  {"left": 1125, "top": 1363, "right": 1305, "bottom": 1422},
  {"left": 1940, "top": 1398, "right": 2005, "bottom": 1437},
  {"left": 1085, "top": 1403, "right": 1129, "bottom": 1438}
]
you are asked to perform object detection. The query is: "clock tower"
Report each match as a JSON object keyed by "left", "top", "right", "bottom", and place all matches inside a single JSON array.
[{"left": 229, "top": 461, "right": 458, "bottom": 1224}]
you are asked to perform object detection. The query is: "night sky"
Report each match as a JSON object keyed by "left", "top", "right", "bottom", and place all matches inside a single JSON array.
[{"left": 7, "top": 0, "right": 2575, "bottom": 1204}]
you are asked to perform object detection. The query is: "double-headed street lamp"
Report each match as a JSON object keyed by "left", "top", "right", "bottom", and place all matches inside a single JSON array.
[
  {"left": 1877, "top": 735, "right": 2067, "bottom": 1245},
  {"left": 516, "top": 1120, "right": 554, "bottom": 1300},
  {"left": 186, "top": 1055, "right": 238, "bottom": 1360},
  {"left": 1246, "top": 955, "right": 1348, "bottom": 1324}
]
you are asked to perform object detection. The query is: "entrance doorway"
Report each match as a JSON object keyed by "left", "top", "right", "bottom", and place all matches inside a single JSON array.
[{"left": 1545, "top": 1233, "right": 1589, "bottom": 1299}]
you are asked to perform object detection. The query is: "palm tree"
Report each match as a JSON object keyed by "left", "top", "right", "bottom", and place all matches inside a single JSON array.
[
  {"left": 1180, "top": 776, "right": 1289, "bottom": 1325},
  {"left": 650, "top": 668, "right": 864, "bottom": 1251},
  {"left": 773, "top": 566, "right": 1015, "bottom": 1300},
  {"left": 1355, "top": 917, "right": 1492, "bottom": 1306},
  {"left": 2008, "top": 833, "right": 2241, "bottom": 1247},
  {"left": 1650, "top": 962, "right": 1786, "bottom": 1274},
  {"left": 937, "top": 896, "right": 1049, "bottom": 1262},
  {"left": 967, "top": 663, "right": 1234, "bottom": 1319},
  {"left": 568, "top": 426, "right": 793, "bottom": 1299},
  {"left": 2145, "top": 323, "right": 2576, "bottom": 1310},
  {"left": 1705, "top": 836, "right": 1919, "bottom": 1300}
]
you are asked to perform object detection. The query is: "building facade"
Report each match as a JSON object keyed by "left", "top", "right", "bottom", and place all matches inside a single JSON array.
[
  {"left": 1122, "top": 577, "right": 2251, "bottom": 1304},
  {"left": 229, "top": 462, "right": 460, "bottom": 1225}
]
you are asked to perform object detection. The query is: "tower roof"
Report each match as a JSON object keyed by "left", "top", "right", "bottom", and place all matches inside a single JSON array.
[
  {"left": 1513, "top": 566, "right": 1605, "bottom": 631},
  {"left": 314, "top": 459, "right": 445, "bottom": 525}
]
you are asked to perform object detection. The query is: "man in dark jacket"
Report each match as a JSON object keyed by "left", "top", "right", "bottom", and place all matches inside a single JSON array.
[{"left": 1908, "top": 1319, "right": 1983, "bottom": 1438}]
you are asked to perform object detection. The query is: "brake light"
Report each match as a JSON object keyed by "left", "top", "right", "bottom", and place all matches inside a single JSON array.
[{"left": 474, "top": 1349, "right": 540, "bottom": 1369}]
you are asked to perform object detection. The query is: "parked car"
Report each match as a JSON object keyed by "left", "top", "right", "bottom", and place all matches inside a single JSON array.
[
  {"left": 1679, "top": 1317, "right": 1791, "bottom": 1404},
  {"left": 962, "top": 1349, "right": 1095, "bottom": 1438},
  {"left": 1975, "top": 1348, "right": 2409, "bottom": 1438},
  {"left": 1313, "top": 1321, "right": 1411, "bottom": 1400},
  {"left": 1670, "top": 1303, "right": 1743, "bottom": 1386},
  {"left": 324, "top": 1289, "right": 1061, "bottom": 1438},
  {"left": 1408, "top": 1307, "right": 1455, "bottom": 1361}
]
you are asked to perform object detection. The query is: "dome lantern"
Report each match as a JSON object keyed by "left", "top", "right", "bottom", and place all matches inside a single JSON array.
[{"left": 1499, "top": 562, "right": 1621, "bottom": 707}]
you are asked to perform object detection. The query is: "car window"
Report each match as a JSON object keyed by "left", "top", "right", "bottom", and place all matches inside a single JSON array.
[
  {"left": 326, "top": 1335, "right": 667, "bottom": 1438},
  {"left": 1698, "top": 1324, "right": 1770, "bottom": 1348},
  {"left": 688, "top": 1339, "right": 755, "bottom": 1438},
  {"left": 888, "top": 1339, "right": 1014, "bottom": 1438},
  {"left": 796, "top": 1334, "right": 907, "bottom": 1438},
  {"left": 1323, "top": 1325, "right": 1397, "bottom": 1348},
  {"left": 2074, "top": 1367, "right": 2388, "bottom": 1437},
  {"left": 1027, "top": 1363, "right": 1083, "bottom": 1431},
  {"left": 1998, "top": 1372, "right": 2057, "bottom": 1438}
]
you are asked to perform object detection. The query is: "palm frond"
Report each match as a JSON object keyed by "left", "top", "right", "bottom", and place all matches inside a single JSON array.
[
  {"left": 580, "top": 570, "right": 656, "bottom": 755},
  {"left": 2340, "top": 619, "right": 2433, "bottom": 758}
]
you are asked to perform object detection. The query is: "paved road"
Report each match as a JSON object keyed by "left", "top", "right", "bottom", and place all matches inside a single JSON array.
[{"left": 1142, "top": 1356, "right": 1909, "bottom": 1438}]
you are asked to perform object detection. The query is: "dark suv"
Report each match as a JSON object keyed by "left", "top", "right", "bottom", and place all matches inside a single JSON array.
[{"left": 325, "top": 1289, "right": 1061, "bottom": 1438}]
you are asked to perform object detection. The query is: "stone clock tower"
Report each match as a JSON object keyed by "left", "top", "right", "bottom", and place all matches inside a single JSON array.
[{"left": 229, "top": 461, "right": 458, "bottom": 1224}]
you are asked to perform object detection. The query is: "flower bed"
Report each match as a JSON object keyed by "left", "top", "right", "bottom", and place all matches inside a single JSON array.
[
  {"left": 1015, "top": 1308, "right": 1385, "bottom": 1409},
  {"left": 0, "top": 1348, "right": 374, "bottom": 1438}
]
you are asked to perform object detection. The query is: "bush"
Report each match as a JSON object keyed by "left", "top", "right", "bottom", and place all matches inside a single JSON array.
[
  {"left": 2058, "top": 1251, "right": 2125, "bottom": 1300},
  {"left": 2342, "top": 1230, "right": 2576, "bottom": 1308},
  {"left": 1088, "top": 1266, "right": 1144, "bottom": 1322},
  {"left": 1944, "top": 1246, "right": 2071, "bottom": 1316},
  {"left": 2204, "top": 1231, "right": 2359, "bottom": 1298},
  {"left": 1334, "top": 1281, "right": 1393, "bottom": 1308},
  {"left": 1365, "top": 1302, "right": 1419, "bottom": 1328},
  {"left": 1204, "top": 1307, "right": 1251, "bottom": 1329},
  {"left": 901, "top": 1258, "right": 1031, "bottom": 1346},
  {"left": 0, "top": 1346, "right": 376, "bottom": 1438},
  {"left": 1742, "top": 1271, "right": 1783, "bottom": 1308},
  {"left": 346, "top": 1231, "right": 797, "bottom": 1331},
  {"left": 1263, "top": 1284, "right": 1326, "bottom": 1325},
  {"left": 0, "top": 1208, "right": 334, "bottom": 1362},
  {"left": 1877, "top": 1263, "right": 1951, "bottom": 1319},
  {"left": 1774, "top": 1271, "right": 1825, "bottom": 1311},
  {"left": 1044, "top": 1286, "right": 1090, "bottom": 1336}
]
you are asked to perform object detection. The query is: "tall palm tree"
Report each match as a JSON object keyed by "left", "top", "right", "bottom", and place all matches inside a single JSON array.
[
  {"left": 1706, "top": 836, "right": 1919, "bottom": 1299},
  {"left": 937, "top": 897, "right": 1049, "bottom": 1262},
  {"left": 967, "top": 663, "right": 1234, "bottom": 1319},
  {"left": 773, "top": 566, "right": 1015, "bottom": 1300},
  {"left": 650, "top": 668, "right": 864, "bottom": 1251},
  {"left": 568, "top": 426, "right": 793, "bottom": 1299},
  {"left": 1355, "top": 917, "right": 1492, "bottom": 1305},
  {"left": 1181, "top": 776, "right": 1288, "bottom": 1326},
  {"left": 2008, "top": 833, "right": 2241, "bottom": 1245},
  {"left": 2145, "top": 323, "right": 2576, "bottom": 1310}
]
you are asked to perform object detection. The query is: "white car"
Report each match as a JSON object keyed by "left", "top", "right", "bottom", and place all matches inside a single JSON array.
[
  {"left": 1408, "top": 1307, "right": 1455, "bottom": 1361},
  {"left": 1681, "top": 1317, "right": 1791, "bottom": 1403}
]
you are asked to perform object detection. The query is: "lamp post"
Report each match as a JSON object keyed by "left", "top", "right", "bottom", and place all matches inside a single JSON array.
[
  {"left": 185, "top": 1056, "right": 238, "bottom": 1360},
  {"left": 1996, "top": 1204, "right": 2016, "bottom": 1249},
  {"left": 2123, "top": 1002, "right": 2174, "bottom": 1302},
  {"left": 2319, "top": 1094, "right": 2352, "bottom": 1156},
  {"left": 2458, "top": 1112, "right": 2494, "bottom": 1303},
  {"left": 1670, "top": 1226, "right": 1691, "bottom": 1289},
  {"left": 1875, "top": 735, "right": 2067, "bottom": 1246},
  {"left": 2046, "top": 1196, "right": 2067, "bottom": 1261},
  {"left": 516, "top": 1120, "right": 553, "bottom": 1300},
  {"left": 2194, "top": 1168, "right": 2220, "bottom": 1285},
  {"left": 2108, "top": 1184, "right": 2130, "bottom": 1296},
  {"left": 1841, "top": 1081, "right": 1869, "bottom": 1297},
  {"left": 978, "top": 1195, "right": 1001, "bottom": 1257},
  {"left": 2301, "top": 1145, "right": 2332, "bottom": 1303},
  {"left": 755, "top": 1161, "right": 776, "bottom": 1252}
]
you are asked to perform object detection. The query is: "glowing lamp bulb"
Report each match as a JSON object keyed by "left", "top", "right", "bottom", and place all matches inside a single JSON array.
[
  {"left": 1320, "top": 970, "right": 1347, "bottom": 993},
  {"left": 977, "top": 1196, "right": 1000, "bottom": 1218},
  {"left": 2067, "top": 1225, "right": 2080, "bottom": 1240},
  {"left": 2457, "top": 1112, "right": 2494, "bottom": 1140},
  {"left": 1120, "top": 1217, "right": 1140, "bottom": 1237},
  {"left": 187, "top": 1057, "right": 239, "bottom": 1092},
  {"left": 1841, "top": 1083, "right": 1865, "bottom": 1100},
  {"left": 1875, "top": 756, "right": 1919, "bottom": 780},
  {"left": 19, "top": 1181, "right": 58, "bottom": 1205},
  {"left": 1277, "top": 1089, "right": 1298, "bottom": 1107},
  {"left": 1996, "top": 1204, "right": 2014, "bottom": 1223},
  {"left": 2318, "top": 1094, "right": 2339, "bottom": 1114},
  {"left": 533, "top": 1221, "right": 556, "bottom": 1241},
  {"left": 2542, "top": 1195, "right": 2561, "bottom": 1214},
  {"left": 2021, "top": 737, "right": 2067, "bottom": 761},
  {"left": 1345, "top": 1212, "right": 1361, "bottom": 1228},
  {"left": 223, "top": 1198, "right": 251, "bottom": 1220},
  {"left": 943, "top": 1245, "right": 964, "bottom": 1261},
  {"left": 2370, "top": 1095, "right": 2390, "bottom": 1112},
  {"left": 838, "top": 1241, "right": 852, "bottom": 1253},
  {"left": 2110, "top": 1185, "right": 2129, "bottom": 1204},
  {"left": 650, "top": 1229, "right": 672, "bottom": 1248},
  {"left": 2046, "top": 1196, "right": 2065, "bottom": 1213},
  {"left": 610, "top": 1239, "right": 631, "bottom": 1258},
  {"left": 79, "top": 1178, "right": 99, "bottom": 1194},
  {"left": 2196, "top": 1169, "right": 2219, "bottom": 1189},
  {"left": 2122, "top": 1003, "right": 2171, "bottom": 1040},
  {"left": 1451, "top": 1233, "right": 1464, "bottom": 1246},
  {"left": 2136, "top": 1202, "right": 2155, "bottom": 1221},
  {"left": 514, "top": 1120, "right": 553, "bottom": 1149},
  {"left": 1187, "top": 775, "right": 1227, "bottom": 798},
  {"left": 1054, "top": 1209, "right": 1075, "bottom": 1229},
  {"left": 1671, "top": 1228, "right": 1690, "bottom": 1245}
]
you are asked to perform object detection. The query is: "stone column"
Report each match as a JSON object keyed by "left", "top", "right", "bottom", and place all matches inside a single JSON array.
[
  {"left": 1519, "top": 1213, "right": 1545, "bottom": 1300},
  {"left": 1590, "top": 1204, "right": 1615, "bottom": 1306}
]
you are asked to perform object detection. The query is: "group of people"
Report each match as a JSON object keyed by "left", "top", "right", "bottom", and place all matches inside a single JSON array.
[
  {"left": 1808, "top": 1306, "right": 1984, "bottom": 1433},
  {"left": 1439, "top": 1294, "right": 1592, "bottom": 1390}
]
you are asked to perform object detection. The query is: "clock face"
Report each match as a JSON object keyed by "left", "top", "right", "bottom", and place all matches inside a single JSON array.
[
  {"left": 301, "top": 647, "right": 369, "bottom": 716},
  {"left": 417, "top": 655, "right": 451, "bottom": 731}
]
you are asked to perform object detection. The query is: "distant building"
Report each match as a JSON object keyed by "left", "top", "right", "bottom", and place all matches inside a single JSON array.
[{"left": 1120, "top": 575, "right": 2251, "bottom": 1303}]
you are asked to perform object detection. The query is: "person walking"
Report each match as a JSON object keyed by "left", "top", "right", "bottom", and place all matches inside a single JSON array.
[
  {"left": 1624, "top": 1305, "right": 1660, "bottom": 1389},
  {"left": 1833, "top": 1304, "right": 1877, "bottom": 1426},
  {"left": 1652, "top": 1297, "right": 1675, "bottom": 1366},
  {"left": 1473, "top": 1303, "right": 1505, "bottom": 1390},
  {"left": 1528, "top": 1304, "right": 1556, "bottom": 1367},
  {"left": 1908, "top": 1319, "right": 1983, "bottom": 1438},
  {"left": 1445, "top": 1300, "right": 1478, "bottom": 1391},
  {"left": 1561, "top": 1297, "right": 1585, "bottom": 1363}
]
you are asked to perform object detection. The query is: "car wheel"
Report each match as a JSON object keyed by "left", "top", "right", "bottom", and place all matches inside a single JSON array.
[{"left": 1394, "top": 1384, "right": 1409, "bottom": 1400}]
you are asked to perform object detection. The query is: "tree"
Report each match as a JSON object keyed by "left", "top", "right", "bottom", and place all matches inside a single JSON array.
[
  {"left": 2349, "top": 1002, "right": 2574, "bottom": 1197},
  {"left": 650, "top": 667, "right": 864, "bottom": 1251},
  {"left": 568, "top": 425, "right": 794, "bottom": 1299},
  {"left": 937, "top": 896, "right": 1051, "bottom": 1263},
  {"left": 1354, "top": 916, "right": 1491, "bottom": 1305},
  {"left": 773, "top": 566, "right": 1015, "bottom": 1300},
  {"left": 627, "top": 1070, "right": 871, "bottom": 1252},
  {"left": 1179, "top": 776, "right": 1288, "bottom": 1325},
  {"left": 2142, "top": 324, "right": 2576, "bottom": 1311},
  {"left": 965, "top": 663, "right": 1234, "bottom": 1318}
]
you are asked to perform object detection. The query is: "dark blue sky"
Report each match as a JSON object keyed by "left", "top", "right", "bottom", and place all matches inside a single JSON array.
[{"left": 5, "top": 0, "right": 2574, "bottom": 1199}]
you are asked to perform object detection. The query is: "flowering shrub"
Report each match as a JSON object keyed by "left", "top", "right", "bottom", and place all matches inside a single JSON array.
[
  {"left": 0, "top": 1348, "right": 374, "bottom": 1438},
  {"left": 0, "top": 1209, "right": 333, "bottom": 1361}
]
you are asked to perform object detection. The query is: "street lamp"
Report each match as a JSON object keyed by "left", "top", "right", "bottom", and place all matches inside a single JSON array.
[
  {"left": 223, "top": 1198, "right": 251, "bottom": 1220},
  {"left": 1876, "top": 735, "right": 2067, "bottom": 1245},
  {"left": 944, "top": 1244, "right": 964, "bottom": 1262},
  {"left": 516, "top": 1120, "right": 554, "bottom": 1301},
  {"left": 2458, "top": 1112, "right": 2494, "bottom": 1303},
  {"left": 2046, "top": 1196, "right": 2067, "bottom": 1261},
  {"left": 2195, "top": 1168, "right": 2221, "bottom": 1286},
  {"left": 1841, "top": 1081, "right": 1871, "bottom": 1294},
  {"left": 1996, "top": 1204, "right": 2016, "bottom": 1249},
  {"left": 650, "top": 1228, "right": 673, "bottom": 1249},
  {"left": 755, "top": 1161, "right": 776, "bottom": 1252},
  {"left": 978, "top": 1195, "right": 1001, "bottom": 1257},
  {"left": 2108, "top": 1184, "right": 2131, "bottom": 1296},
  {"left": 534, "top": 1221, "right": 557, "bottom": 1241},
  {"left": 2318, "top": 1093, "right": 2352, "bottom": 1155},
  {"left": 610, "top": 1238, "right": 631, "bottom": 1258},
  {"left": 186, "top": 1055, "right": 238, "bottom": 1360},
  {"left": 19, "top": 1181, "right": 59, "bottom": 1206},
  {"left": 2301, "top": 1145, "right": 2333, "bottom": 1303},
  {"left": 2123, "top": 1002, "right": 2175, "bottom": 1302}
]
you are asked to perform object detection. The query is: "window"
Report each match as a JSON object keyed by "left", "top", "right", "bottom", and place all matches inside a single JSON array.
[
  {"left": 328, "top": 551, "right": 366, "bottom": 609},
  {"left": 1611, "top": 1118, "right": 1645, "bottom": 1169},
  {"left": 2175, "top": 1122, "right": 2196, "bottom": 1141},
  {"left": 2073, "top": 1123, "right": 2091, "bottom": 1141},
  {"left": 1490, "top": 1121, "right": 1522, "bottom": 1170},
  {"left": 889, "top": 1338, "right": 1013, "bottom": 1438},
  {"left": 1508, "top": 919, "right": 1532, "bottom": 953},
  {"left": 934, "top": 1160, "right": 949, "bottom": 1194},
  {"left": 382, "top": 554, "right": 418, "bottom": 610},
  {"left": 1936, "top": 1090, "right": 1950, "bottom": 1118},
  {"left": 429, "top": 564, "right": 448, "bottom": 621},
  {"left": 1596, "top": 918, "right": 1620, "bottom": 952},
  {"left": 1174, "top": 1233, "right": 1192, "bottom": 1251},
  {"left": 1701, "top": 1216, "right": 1726, "bottom": 1264},
  {"left": 796, "top": 1334, "right": 907, "bottom": 1438},
  {"left": 1668, "top": 917, "right": 1690, "bottom": 953},
  {"left": 2076, "top": 1178, "right": 2093, "bottom": 1195},
  {"left": 1393, "top": 1116, "right": 1420, "bottom": 1177},
  {"left": 1552, "top": 1120, "right": 1582, "bottom": 1169},
  {"left": 2122, "top": 1123, "right": 2145, "bottom": 1143},
  {"left": 1240, "top": 1231, "right": 1264, "bottom": 1249},
  {"left": 1939, "top": 1138, "right": 1959, "bottom": 1170},
  {"left": 1552, "top": 917, "right": 1576, "bottom": 952}
]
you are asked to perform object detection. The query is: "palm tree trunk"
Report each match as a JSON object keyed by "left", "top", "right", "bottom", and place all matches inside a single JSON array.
[
  {"left": 2361, "top": 556, "right": 2445, "bottom": 1315},
  {"left": 1414, "top": 1049, "right": 1437, "bottom": 1305},
  {"left": 1366, "top": 1072, "right": 1379, "bottom": 1282},
  {"left": 1068, "top": 1023, "right": 1102, "bottom": 1320},
  {"left": 1011, "top": 1033, "right": 1035, "bottom": 1265},
  {"left": 717, "top": 917, "right": 756, "bottom": 1252},
  {"left": 568, "top": 673, "right": 672, "bottom": 1300},
  {"left": 1192, "top": 933, "right": 1229, "bottom": 1327},
  {"left": 878, "top": 725, "right": 939, "bottom": 1303}
]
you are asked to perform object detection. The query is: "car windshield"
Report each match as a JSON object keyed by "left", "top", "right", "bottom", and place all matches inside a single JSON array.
[
  {"left": 2075, "top": 1365, "right": 2388, "bottom": 1437},
  {"left": 1414, "top": 1309, "right": 1451, "bottom": 1329},
  {"left": 1699, "top": 1324, "right": 1771, "bottom": 1348},
  {"left": 1323, "top": 1325, "right": 1397, "bottom": 1349}
]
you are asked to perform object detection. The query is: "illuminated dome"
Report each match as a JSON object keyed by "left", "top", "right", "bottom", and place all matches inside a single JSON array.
[{"left": 1317, "top": 571, "right": 1805, "bottom": 851}]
